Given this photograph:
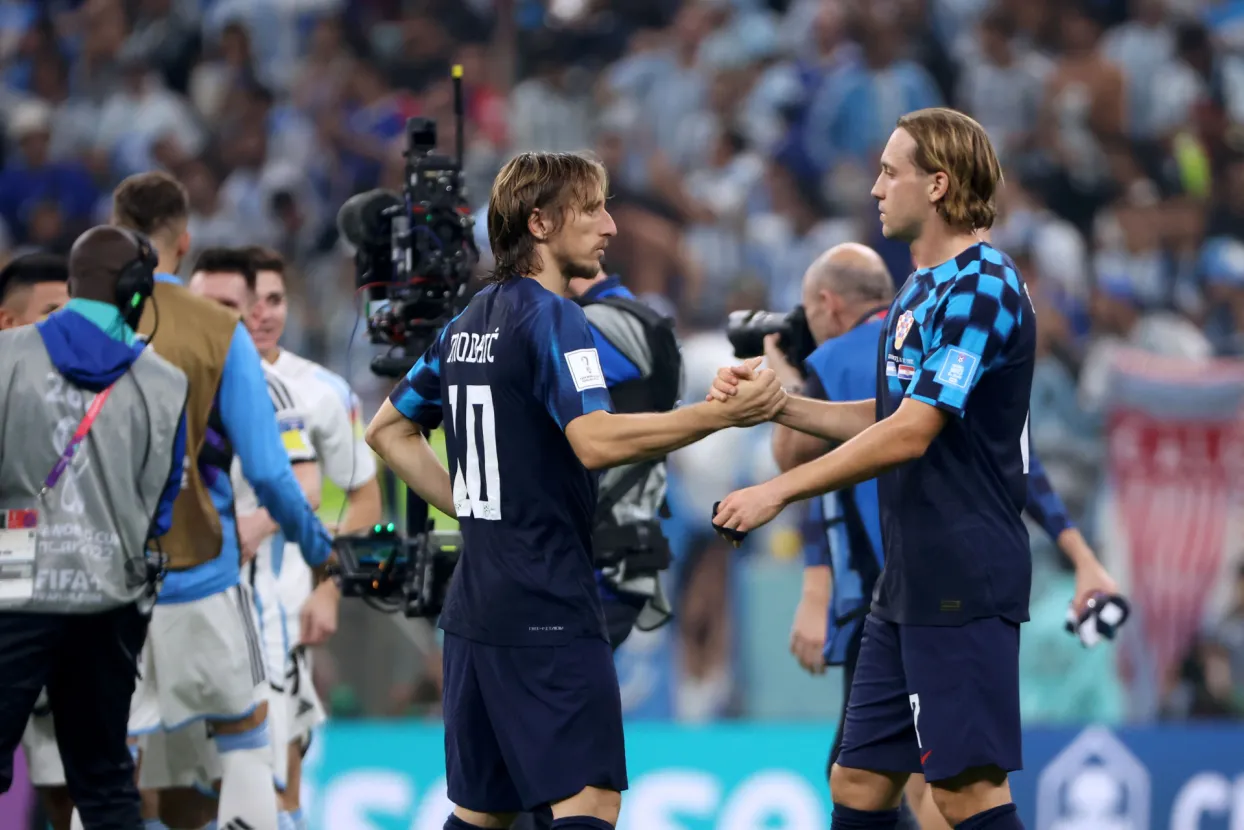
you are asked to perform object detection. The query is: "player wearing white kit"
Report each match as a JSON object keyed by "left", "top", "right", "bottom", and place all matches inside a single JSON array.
[
  {"left": 239, "top": 247, "right": 381, "bottom": 828},
  {"left": 160, "top": 255, "right": 323, "bottom": 830}
]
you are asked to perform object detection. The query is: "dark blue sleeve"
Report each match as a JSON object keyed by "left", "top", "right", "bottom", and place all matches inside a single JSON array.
[
  {"left": 533, "top": 299, "right": 614, "bottom": 431},
  {"left": 1025, "top": 450, "right": 1073, "bottom": 541},
  {"left": 218, "top": 323, "right": 332, "bottom": 566},
  {"left": 802, "top": 495, "right": 831, "bottom": 567},
  {"left": 149, "top": 411, "right": 186, "bottom": 539},
  {"left": 909, "top": 270, "right": 1024, "bottom": 417},
  {"left": 389, "top": 328, "right": 445, "bottom": 431}
]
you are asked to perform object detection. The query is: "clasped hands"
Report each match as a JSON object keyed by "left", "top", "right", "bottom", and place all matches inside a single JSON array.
[
  {"left": 706, "top": 356, "right": 792, "bottom": 543},
  {"left": 706, "top": 356, "right": 787, "bottom": 426}
]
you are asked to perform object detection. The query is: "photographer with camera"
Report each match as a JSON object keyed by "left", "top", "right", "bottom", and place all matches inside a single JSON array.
[{"left": 738, "top": 244, "right": 927, "bottom": 828}]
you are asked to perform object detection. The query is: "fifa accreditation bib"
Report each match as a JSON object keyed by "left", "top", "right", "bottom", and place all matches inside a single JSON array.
[{"left": 0, "top": 508, "right": 37, "bottom": 602}]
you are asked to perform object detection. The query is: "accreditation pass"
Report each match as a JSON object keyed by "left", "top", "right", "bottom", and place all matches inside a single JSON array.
[{"left": 0, "top": 508, "right": 37, "bottom": 602}]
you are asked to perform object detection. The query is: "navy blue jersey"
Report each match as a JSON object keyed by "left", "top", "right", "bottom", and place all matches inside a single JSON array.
[
  {"left": 1024, "top": 450, "right": 1072, "bottom": 540},
  {"left": 873, "top": 243, "right": 1036, "bottom": 627},
  {"left": 390, "top": 278, "right": 614, "bottom": 646}
]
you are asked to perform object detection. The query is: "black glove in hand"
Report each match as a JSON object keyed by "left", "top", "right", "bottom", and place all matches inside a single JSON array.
[
  {"left": 1066, "top": 592, "right": 1131, "bottom": 648},
  {"left": 711, "top": 501, "right": 748, "bottom": 545}
]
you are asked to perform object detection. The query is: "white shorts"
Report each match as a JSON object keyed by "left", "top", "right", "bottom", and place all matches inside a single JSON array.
[
  {"left": 130, "top": 585, "right": 266, "bottom": 731},
  {"left": 275, "top": 551, "right": 313, "bottom": 650},
  {"left": 139, "top": 579, "right": 290, "bottom": 792},
  {"left": 23, "top": 660, "right": 155, "bottom": 788},
  {"left": 251, "top": 563, "right": 291, "bottom": 788},
  {"left": 138, "top": 682, "right": 290, "bottom": 792},
  {"left": 286, "top": 646, "right": 326, "bottom": 746}
]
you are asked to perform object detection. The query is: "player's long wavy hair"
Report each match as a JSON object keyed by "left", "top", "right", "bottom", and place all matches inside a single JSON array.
[
  {"left": 487, "top": 152, "right": 608, "bottom": 282},
  {"left": 897, "top": 108, "right": 1003, "bottom": 232}
]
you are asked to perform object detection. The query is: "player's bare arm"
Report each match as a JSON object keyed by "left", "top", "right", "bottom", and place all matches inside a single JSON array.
[
  {"left": 714, "top": 397, "right": 948, "bottom": 534},
  {"left": 709, "top": 363, "right": 876, "bottom": 445},
  {"left": 365, "top": 398, "right": 456, "bottom": 517},
  {"left": 339, "top": 476, "right": 382, "bottom": 535},
  {"left": 565, "top": 358, "right": 785, "bottom": 470},
  {"left": 238, "top": 461, "right": 322, "bottom": 563}
]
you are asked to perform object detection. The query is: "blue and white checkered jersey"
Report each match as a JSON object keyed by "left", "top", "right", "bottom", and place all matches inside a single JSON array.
[{"left": 872, "top": 242, "right": 1037, "bottom": 627}]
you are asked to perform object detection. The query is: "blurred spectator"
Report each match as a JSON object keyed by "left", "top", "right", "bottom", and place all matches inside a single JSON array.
[
  {"left": 508, "top": 36, "right": 594, "bottom": 154},
  {"left": 1100, "top": 0, "right": 1173, "bottom": 141},
  {"left": 956, "top": 8, "right": 1051, "bottom": 168},
  {"left": 0, "top": 100, "right": 96, "bottom": 247},
  {"left": 1078, "top": 272, "right": 1213, "bottom": 413},
  {"left": 95, "top": 50, "right": 206, "bottom": 178},
  {"left": 1038, "top": 1, "right": 1126, "bottom": 232},
  {"left": 188, "top": 19, "right": 257, "bottom": 123},
  {"left": 802, "top": 4, "right": 942, "bottom": 172}
]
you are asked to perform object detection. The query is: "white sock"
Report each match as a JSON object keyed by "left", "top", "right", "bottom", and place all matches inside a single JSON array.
[
  {"left": 279, "top": 812, "right": 298, "bottom": 830},
  {"left": 70, "top": 810, "right": 85, "bottom": 830},
  {"left": 214, "top": 722, "right": 280, "bottom": 830},
  {"left": 289, "top": 807, "right": 306, "bottom": 830}
]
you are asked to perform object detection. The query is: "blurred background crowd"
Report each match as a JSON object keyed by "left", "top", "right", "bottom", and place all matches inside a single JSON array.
[{"left": 3, "top": 0, "right": 1244, "bottom": 730}]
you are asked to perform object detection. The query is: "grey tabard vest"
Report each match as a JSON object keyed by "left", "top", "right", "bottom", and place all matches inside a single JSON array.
[{"left": 0, "top": 326, "right": 188, "bottom": 613}]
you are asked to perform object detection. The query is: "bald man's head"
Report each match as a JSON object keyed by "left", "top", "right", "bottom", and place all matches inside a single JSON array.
[
  {"left": 68, "top": 226, "right": 147, "bottom": 307},
  {"left": 801, "top": 242, "right": 894, "bottom": 344}
]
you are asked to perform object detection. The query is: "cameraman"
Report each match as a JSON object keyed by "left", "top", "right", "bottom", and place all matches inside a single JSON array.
[
  {"left": 763, "top": 243, "right": 926, "bottom": 828},
  {"left": 570, "top": 269, "right": 677, "bottom": 648}
]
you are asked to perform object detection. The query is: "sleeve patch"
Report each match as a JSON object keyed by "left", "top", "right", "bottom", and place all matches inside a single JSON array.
[
  {"left": 565, "top": 348, "right": 607, "bottom": 392},
  {"left": 934, "top": 348, "right": 979, "bottom": 391}
]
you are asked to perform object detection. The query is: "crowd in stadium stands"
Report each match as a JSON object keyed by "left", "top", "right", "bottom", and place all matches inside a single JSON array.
[{"left": 3, "top": 0, "right": 1244, "bottom": 723}]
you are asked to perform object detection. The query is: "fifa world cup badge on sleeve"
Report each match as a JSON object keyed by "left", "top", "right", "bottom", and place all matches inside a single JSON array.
[
  {"left": 566, "top": 348, "right": 606, "bottom": 392},
  {"left": 0, "top": 508, "right": 38, "bottom": 601},
  {"left": 894, "top": 311, "right": 914, "bottom": 349}
]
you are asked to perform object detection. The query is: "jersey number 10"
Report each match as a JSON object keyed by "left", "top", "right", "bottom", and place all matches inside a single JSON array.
[{"left": 447, "top": 384, "right": 502, "bottom": 521}]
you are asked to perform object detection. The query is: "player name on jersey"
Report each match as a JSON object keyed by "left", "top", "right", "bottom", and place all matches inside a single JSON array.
[{"left": 446, "top": 329, "right": 501, "bottom": 365}]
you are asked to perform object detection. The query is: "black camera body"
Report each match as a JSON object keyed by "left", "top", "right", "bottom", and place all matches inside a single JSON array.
[
  {"left": 333, "top": 522, "right": 462, "bottom": 618},
  {"left": 725, "top": 305, "right": 817, "bottom": 374},
  {"left": 338, "top": 98, "right": 479, "bottom": 378}
]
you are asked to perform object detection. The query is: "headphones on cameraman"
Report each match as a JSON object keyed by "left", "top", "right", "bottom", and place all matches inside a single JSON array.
[{"left": 114, "top": 229, "right": 158, "bottom": 330}]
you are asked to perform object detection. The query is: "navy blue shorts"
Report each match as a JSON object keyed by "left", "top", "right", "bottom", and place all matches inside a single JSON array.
[
  {"left": 835, "top": 614, "right": 1022, "bottom": 783},
  {"left": 442, "top": 633, "right": 628, "bottom": 813}
]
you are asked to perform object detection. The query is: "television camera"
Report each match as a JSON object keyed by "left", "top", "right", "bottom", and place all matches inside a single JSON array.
[{"left": 332, "top": 67, "right": 477, "bottom": 617}]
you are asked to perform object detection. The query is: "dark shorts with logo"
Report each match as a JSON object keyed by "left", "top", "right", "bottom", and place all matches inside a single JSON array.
[
  {"left": 835, "top": 613, "right": 1023, "bottom": 783},
  {"left": 443, "top": 632, "right": 629, "bottom": 812}
]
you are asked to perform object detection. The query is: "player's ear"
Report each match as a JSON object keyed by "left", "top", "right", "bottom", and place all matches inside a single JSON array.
[
  {"left": 927, "top": 171, "right": 949, "bottom": 206},
  {"left": 528, "top": 208, "right": 550, "bottom": 242}
]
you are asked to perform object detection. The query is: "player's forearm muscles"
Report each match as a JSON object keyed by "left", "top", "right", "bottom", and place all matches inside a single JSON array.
[
  {"left": 341, "top": 477, "right": 382, "bottom": 534},
  {"left": 366, "top": 404, "right": 455, "bottom": 516},
  {"left": 294, "top": 461, "right": 322, "bottom": 511},
  {"left": 773, "top": 423, "right": 833, "bottom": 472},
  {"left": 566, "top": 403, "right": 729, "bottom": 471},
  {"left": 774, "top": 397, "right": 876, "bottom": 444},
  {"left": 774, "top": 401, "right": 945, "bottom": 505},
  {"left": 1058, "top": 527, "right": 1099, "bottom": 571}
]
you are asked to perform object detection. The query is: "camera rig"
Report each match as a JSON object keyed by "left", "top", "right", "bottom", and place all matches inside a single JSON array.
[
  {"left": 332, "top": 521, "right": 461, "bottom": 617},
  {"left": 332, "top": 66, "right": 476, "bottom": 617},
  {"left": 336, "top": 65, "right": 480, "bottom": 379}
]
